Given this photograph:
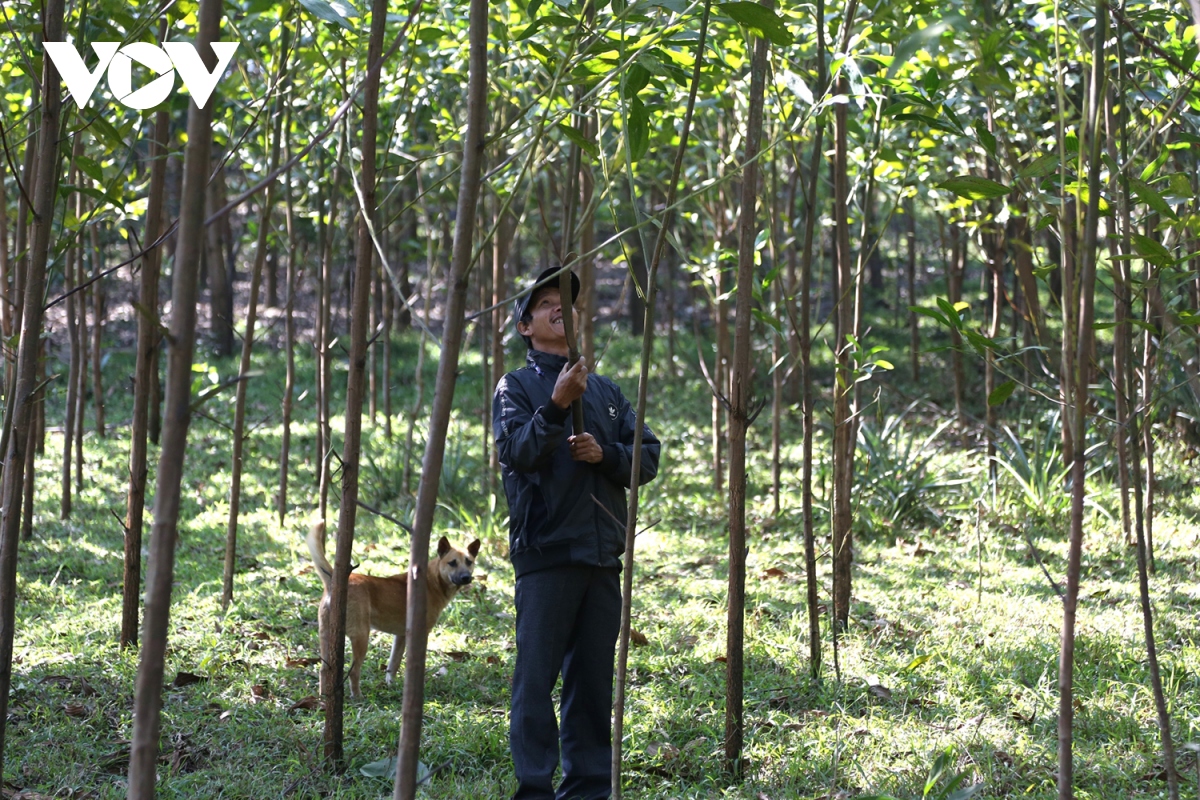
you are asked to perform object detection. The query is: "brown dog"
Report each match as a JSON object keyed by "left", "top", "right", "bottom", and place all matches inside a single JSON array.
[{"left": 306, "top": 521, "right": 480, "bottom": 698}]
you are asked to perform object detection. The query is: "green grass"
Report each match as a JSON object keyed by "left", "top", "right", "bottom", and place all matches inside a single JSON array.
[{"left": 7, "top": 323, "right": 1200, "bottom": 799}]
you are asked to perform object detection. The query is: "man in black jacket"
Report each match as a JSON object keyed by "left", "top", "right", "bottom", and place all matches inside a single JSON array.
[{"left": 493, "top": 267, "right": 661, "bottom": 800}]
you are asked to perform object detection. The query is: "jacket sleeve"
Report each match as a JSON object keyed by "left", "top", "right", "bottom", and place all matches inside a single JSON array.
[
  {"left": 595, "top": 387, "right": 661, "bottom": 489},
  {"left": 493, "top": 373, "right": 570, "bottom": 473}
]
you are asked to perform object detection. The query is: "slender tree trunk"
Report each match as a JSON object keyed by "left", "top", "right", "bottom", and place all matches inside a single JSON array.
[
  {"left": 223, "top": 36, "right": 290, "bottom": 609},
  {"left": 61, "top": 142, "right": 82, "bottom": 520},
  {"left": 394, "top": 0, "right": 487, "bottom": 793},
  {"left": 0, "top": 0, "right": 63, "bottom": 775},
  {"left": 831, "top": 72, "right": 854, "bottom": 634},
  {"left": 947, "top": 223, "right": 966, "bottom": 432},
  {"left": 725, "top": 7, "right": 767, "bottom": 775},
  {"left": 713, "top": 265, "right": 726, "bottom": 494},
  {"left": 280, "top": 89, "right": 297, "bottom": 526},
  {"left": 12, "top": 78, "right": 39, "bottom": 347},
  {"left": 1057, "top": 13, "right": 1104, "bottom": 797},
  {"left": 906, "top": 198, "right": 918, "bottom": 381},
  {"left": 123, "top": 87, "right": 169, "bottom": 649},
  {"left": 318, "top": 126, "right": 344, "bottom": 525},
  {"left": 383, "top": 226, "right": 394, "bottom": 440},
  {"left": 369, "top": 250, "right": 379, "bottom": 423},
  {"left": 612, "top": 6, "right": 710, "bottom": 792},
  {"left": 0, "top": 156, "right": 8, "bottom": 344},
  {"left": 75, "top": 233, "right": 88, "bottom": 488},
  {"left": 90, "top": 224, "right": 105, "bottom": 437},
  {"left": 323, "top": 0, "right": 388, "bottom": 767},
  {"left": 126, "top": 6, "right": 220, "bottom": 788},
  {"left": 207, "top": 163, "right": 234, "bottom": 357}
]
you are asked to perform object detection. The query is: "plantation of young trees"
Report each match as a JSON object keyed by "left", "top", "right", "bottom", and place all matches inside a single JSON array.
[{"left": 2, "top": 0, "right": 1200, "bottom": 795}]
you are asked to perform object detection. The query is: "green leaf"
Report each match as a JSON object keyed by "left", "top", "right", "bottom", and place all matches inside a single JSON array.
[
  {"left": 1131, "top": 234, "right": 1173, "bottom": 267},
  {"left": 558, "top": 123, "right": 598, "bottom": 157},
  {"left": 297, "top": 0, "right": 355, "bottom": 29},
  {"left": 719, "top": 2, "right": 793, "bottom": 46},
  {"left": 623, "top": 63, "right": 650, "bottom": 100},
  {"left": 515, "top": 17, "right": 546, "bottom": 39},
  {"left": 905, "top": 653, "right": 934, "bottom": 670},
  {"left": 938, "top": 176, "right": 1010, "bottom": 200},
  {"left": 911, "top": 306, "right": 951, "bottom": 327},
  {"left": 886, "top": 20, "right": 952, "bottom": 80},
  {"left": 628, "top": 96, "right": 649, "bottom": 161},
  {"left": 75, "top": 155, "right": 103, "bottom": 184},
  {"left": 1019, "top": 153, "right": 1058, "bottom": 179},
  {"left": 873, "top": 359, "right": 895, "bottom": 370},
  {"left": 1129, "top": 178, "right": 1178, "bottom": 221},
  {"left": 922, "top": 67, "right": 941, "bottom": 94},
  {"left": 977, "top": 127, "right": 997, "bottom": 157},
  {"left": 988, "top": 380, "right": 1016, "bottom": 406},
  {"left": 752, "top": 307, "right": 783, "bottom": 333}
]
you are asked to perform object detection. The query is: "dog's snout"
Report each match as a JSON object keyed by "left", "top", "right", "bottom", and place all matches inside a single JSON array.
[{"left": 456, "top": 574, "right": 474, "bottom": 586}]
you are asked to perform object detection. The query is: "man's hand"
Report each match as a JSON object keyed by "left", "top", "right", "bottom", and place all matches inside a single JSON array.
[
  {"left": 550, "top": 357, "right": 588, "bottom": 409},
  {"left": 568, "top": 433, "right": 604, "bottom": 464}
]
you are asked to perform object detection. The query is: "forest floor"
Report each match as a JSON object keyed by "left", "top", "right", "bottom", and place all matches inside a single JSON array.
[{"left": 7, "top": 321, "right": 1200, "bottom": 799}]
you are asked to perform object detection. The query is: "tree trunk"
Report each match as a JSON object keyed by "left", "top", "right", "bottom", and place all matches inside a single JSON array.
[
  {"left": 1057, "top": 14, "right": 1104, "bottom": 797},
  {"left": 947, "top": 223, "right": 966, "bottom": 432},
  {"left": 123, "top": 85, "right": 169, "bottom": 649},
  {"left": 126, "top": 4, "right": 222, "bottom": 790},
  {"left": 90, "top": 223, "right": 105, "bottom": 437},
  {"left": 725, "top": 6, "right": 767, "bottom": 775},
  {"left": 713, "top": 265, "right": 726, "bottom": 494},
  {"left": 317, "top": 126, "right": 344, "bottom": 525},
  {"left": 61, "top": 141, "right": 82, "bottom": 520},
  {"left": 612, "top": 7, "right": 710, "bottom": 791},
  {"left": 906, "top": 197, "right": 919, "bottom": 381},
  {"left": 324, "top": 0, "right": 388, "bottom": 766},
  {"left": 207, "top": 163, "right": 233, "bottom": 357},
  {"left": 383, "top": 225, "right": 394, "bottom": 440},
  {"left": 394, "top": 0, "right": 487, "bottom": 792},
  {"left": 831, "top": 71, "right": 854, "bottom": 634},
  {"left": 281, "top": 87, "right": 297, "bottom": 525},
  {"left": 0, "top": 0, "right": 63, "bottom": 775},
  {"left": 223, "top": 36, "right": 290, "bottom": 609}
]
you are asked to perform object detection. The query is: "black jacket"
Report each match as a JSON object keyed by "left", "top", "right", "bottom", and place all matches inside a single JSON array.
[{"left": 493, "top": 350, "right": 661, "bottom": 577}]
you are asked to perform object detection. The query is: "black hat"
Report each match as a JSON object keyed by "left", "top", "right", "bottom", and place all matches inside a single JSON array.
[{"left": 514, "top": 266, "right": 581, "bottom": 333}]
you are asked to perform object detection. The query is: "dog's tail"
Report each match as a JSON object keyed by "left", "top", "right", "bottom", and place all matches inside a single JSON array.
[{"left": 306, "top": 521, "right": 334, "bottom": 590}]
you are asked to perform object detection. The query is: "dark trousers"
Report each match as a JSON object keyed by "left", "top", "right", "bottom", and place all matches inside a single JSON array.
[{"left": 510, "top": 565, "right": 621, "bottom": 800}]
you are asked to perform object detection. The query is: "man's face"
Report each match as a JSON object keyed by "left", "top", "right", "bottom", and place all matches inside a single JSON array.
[{"left": 518, "top": 287, "right": 578, "bottom": 353}]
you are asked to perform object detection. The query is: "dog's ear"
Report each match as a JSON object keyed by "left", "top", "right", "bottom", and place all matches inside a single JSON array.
[
  {"left": 437, "top": 536, "right": 451, "bottom": 558},
  {"left": 468, "top": 539, "right": 481, "bottom": 557}
]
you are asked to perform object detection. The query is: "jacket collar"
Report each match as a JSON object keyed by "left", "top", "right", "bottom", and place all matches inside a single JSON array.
[{"left": 527, "top": 349, "right": 568, "bottom": 377}]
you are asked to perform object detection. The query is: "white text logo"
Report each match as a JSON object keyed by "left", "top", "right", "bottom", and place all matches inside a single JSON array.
[{"left": 45, "top": 41, "right": 238, "bottom": 110}]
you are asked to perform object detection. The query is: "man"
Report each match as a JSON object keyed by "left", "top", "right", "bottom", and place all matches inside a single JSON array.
[{"left": 493, "top": 267, "right": 661, "bottom": 800}]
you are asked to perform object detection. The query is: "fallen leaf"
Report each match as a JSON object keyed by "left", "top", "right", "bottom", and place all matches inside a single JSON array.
[
  {"left": 171, "top": 671, "right": 208, "bottom": 688},
  {"left": 297, "top": 565, "right": 314, "bottom": 576},
  {"left": 219, "top": 710, "right": 234, "bottom": 721},
  {"left": 675, "top": 635, "right": 699, "bottom": 650},
  {"left": 444, "top": 651, "right": 470, "bottom": 662},
  {"left": 289, "top": 696, "right": 321, "bottom": 711},
  {"left": 250, "top": 685, "right": 268, "bottom": 703},
  {"left": 757, "top": 794, "right": 771, "bottom": 800},
  {"left": 629, "top": 629, "right": 649, "bottom": 647},
  {"left": 252, "top": 631, "right": 271, "bottom": 640},
  {"left": 63, "top": 703, "right": 89, "bottom": 718},
  {"left": 867, "top": 684, "right": 892, "bottom": 701},
  {"left": 646, "top": 741, "right": 680, "bottom": 760},
  {"left": 435, "top": 666, "right": 448, "bottom": 677},
  {"left": 285, "top": 657, "right": 321, "bottom": 668},
  {"left": 485, "top": 655, "right": 501, "bottom": 666},
  {"left": 714, "top": 655, "right": 727, "bottom": 663},
  {"left": 761, "top": 567, "right": 786, "bottom": 579}
]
